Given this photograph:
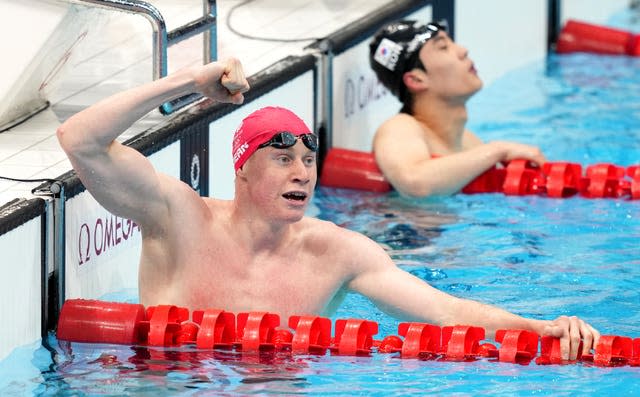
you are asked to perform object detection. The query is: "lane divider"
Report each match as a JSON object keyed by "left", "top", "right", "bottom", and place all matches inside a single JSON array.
[
  {"left": 57, "top": 299, "right": 640, "bottom": 367},
  {"left": 319, "top": 148, "right": 640, "bottom": 200},
  {"left": 556, "top": 19, "right": 640, "bottom": 56}
]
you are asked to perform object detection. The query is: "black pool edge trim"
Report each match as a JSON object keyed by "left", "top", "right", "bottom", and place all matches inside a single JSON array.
[
  {"left": 547, "top": 0, "right": 560, "bottom": 52},
  {"left": 0, "top": 197, "right": 46, "bottom": 236}
]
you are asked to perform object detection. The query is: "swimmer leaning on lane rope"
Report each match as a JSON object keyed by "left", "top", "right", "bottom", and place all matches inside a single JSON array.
[
  {"left": 370, "top": 20, "right": 547, "bottom": 197},
  {"left": 57, "top": 57, "right": 599, "bottom": 361}
]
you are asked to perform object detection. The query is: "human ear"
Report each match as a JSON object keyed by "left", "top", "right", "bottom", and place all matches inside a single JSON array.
[
  {"left": 236, "top": 165, "right": 248, "bottom": 180},
  {"left": 403, "top": 70, "right": 428, "bottom": 92}
]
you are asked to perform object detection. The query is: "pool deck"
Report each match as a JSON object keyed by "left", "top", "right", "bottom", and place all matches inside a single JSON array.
[{"left": 0, "top": 0, "right": 391, "bottom": 206}]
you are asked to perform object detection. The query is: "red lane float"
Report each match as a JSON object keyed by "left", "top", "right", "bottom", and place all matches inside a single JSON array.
[
  {"left": 289, "top": 315, "right": 332, "bottom": 354},
  {"left": 542, "top": 162, "right": 584, "bottom": 198},
  {"left": 320, "top": 148, "right": 640, "bottom": 200},
  {"left": 332, "top": 319, "right": 378, "bottom": 355},
  {"left": 441, "top": 325, "right": 485, "bottom": 360},
  {"left": 556, "top": 19, "right": 640, "bottom": 56},
  {"left": 144, "top": 305, "right": 190, "bottom": 346},
  {"left": 397, "top": 322, "right": 440, "bottom": 358},
  {"left": 502, "top": 160, "right": 545, "bottom": 196},
  {"left": 536, "top": 335, "right": 584, "bottom": 365},
  {"left": 56, "top": 299, "right": 640, "bottom": 367},
  {"left": 584, "top": 335, "right": 634, "bottom": 367},
  {"left": 628, "top": 165, "right": 640, "bottom": 199},
  {"left": 236, "top": 312, "right": 280, "bottom": 351},
  {"left": 319, "top": 148, "right": 391, "bottom": 192},
  {"left": 192, "top": 309, "right": 235, "bottom": 349},
  {"left": 462, "top": 167, "right": 505, "bottom": 194},
  {"left": 499, "top": 160, "right": 639, "bottom": 199},
  {"left": 378, "top": 335, "right": 404, "bottom": 353},
  {"left": 494, "top": 329, "right": 539, "bottom": 364},
  {"left": 57, "top": 299, "right": 146, "bottom": 344}
]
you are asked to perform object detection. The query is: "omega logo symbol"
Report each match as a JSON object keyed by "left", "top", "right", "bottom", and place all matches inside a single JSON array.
[{"left": 190, "top": 153, "right": 200, "bottom": 190}]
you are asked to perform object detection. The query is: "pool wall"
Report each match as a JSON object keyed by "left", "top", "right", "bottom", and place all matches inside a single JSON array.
[{"left": 0, "top": 0, "right": 633, "bottom": 362}]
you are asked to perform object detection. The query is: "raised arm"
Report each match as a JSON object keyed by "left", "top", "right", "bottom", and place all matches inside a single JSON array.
[
  {"left": 373, "top": 116, "right": 546, "bottom": 197},
  {"left": 57, "top": 58, "right": 249, "bottom": 228},
  {"left": 344, "top": 231, "right": 599, "bottom": 360}
]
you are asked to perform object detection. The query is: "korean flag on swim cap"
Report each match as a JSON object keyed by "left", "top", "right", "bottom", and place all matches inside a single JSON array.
[
  {"left": 373, "top": 38, "right": 404, "bottom": 72},
  {"left": 232, "top": 106, "right": 312, "bottom": 171},
  {"left": 369, "top": 20, "right": 446, "bottom": 98}
]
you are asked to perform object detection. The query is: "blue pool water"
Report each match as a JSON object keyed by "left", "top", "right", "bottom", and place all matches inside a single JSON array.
[{"left": 3, "top": 24, "right": 640, "bottom": 397}]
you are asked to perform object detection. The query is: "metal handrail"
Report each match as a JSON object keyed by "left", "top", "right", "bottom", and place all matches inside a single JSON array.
[{"left": 67, "top": 0, "right": 217, "bottom": 112}]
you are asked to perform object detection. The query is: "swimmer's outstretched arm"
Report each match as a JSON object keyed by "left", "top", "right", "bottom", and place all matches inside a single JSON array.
[
  {"left": 342, "top": 229, "right": 599, "bottom": 360},
  {"left": 57, "top": 59, "right": 249, "bottom": 227},
  {"left": 373, "top": 117, "right": 546, "bottom": 197}
]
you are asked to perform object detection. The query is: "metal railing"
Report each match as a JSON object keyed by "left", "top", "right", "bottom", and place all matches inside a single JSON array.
[{"left": 67, "top": 0, "right": 217, "bottom": 113}]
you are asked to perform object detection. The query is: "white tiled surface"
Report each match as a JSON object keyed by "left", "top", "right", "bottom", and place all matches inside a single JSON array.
[{"left": 0, "top": 0, "right": 392, "bottom": 206}]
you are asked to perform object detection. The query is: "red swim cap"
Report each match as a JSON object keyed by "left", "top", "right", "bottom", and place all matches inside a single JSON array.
[{"left": 232, "top": 106, "right": 312, "bottom": 171}]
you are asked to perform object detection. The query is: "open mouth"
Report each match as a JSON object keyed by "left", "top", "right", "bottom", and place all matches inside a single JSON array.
[{"left": 282, "top": 191, "right": 307, "bottom": 201}]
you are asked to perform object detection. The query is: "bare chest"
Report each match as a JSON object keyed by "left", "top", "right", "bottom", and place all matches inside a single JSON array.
[{"left": 139, "top": 229, "right": 344, "bottom": 320}]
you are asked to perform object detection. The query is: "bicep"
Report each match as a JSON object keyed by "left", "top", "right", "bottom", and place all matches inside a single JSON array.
[
  {"left": 69, "top": 140, "right": 171, "bottom": 229},
  {"left": 373, "top": 123, "right": 433, "bottom": 192}
]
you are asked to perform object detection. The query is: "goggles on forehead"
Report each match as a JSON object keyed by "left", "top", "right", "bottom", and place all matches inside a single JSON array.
[
  {"left": 404, "top": 22, "right": 445, "bottom": 71},
  {"left": 258, "top": 131, "right": 318, "bottom": 152},
  {"left": 406, "top": 22, "right": 444, "bottom": 53}
]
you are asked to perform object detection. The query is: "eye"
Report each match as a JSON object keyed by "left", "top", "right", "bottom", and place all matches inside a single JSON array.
[
  {"left": 276, "top": 154, "right": 292, "bottom": 164},
  {"left": 303, "top": 155, "right": 317, "bottom": 166},
  {"left": 439, "top": 37, "right": 452, "bottom": 50}
]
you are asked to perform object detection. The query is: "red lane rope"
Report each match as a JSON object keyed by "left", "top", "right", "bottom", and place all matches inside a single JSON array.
[
  {"left": 319, "top": 148, "right": 640, "bottom": 200},
  {"left": 57, "top": 299, "right": 640, "bottom": 367},
  {"left": 556, "top": 19, "right": 640, "bottom": 56}
]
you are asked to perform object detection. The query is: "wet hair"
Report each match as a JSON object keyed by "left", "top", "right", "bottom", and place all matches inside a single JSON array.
[{"left": 369, "top": 20, "right": 445, "bottom": 114}]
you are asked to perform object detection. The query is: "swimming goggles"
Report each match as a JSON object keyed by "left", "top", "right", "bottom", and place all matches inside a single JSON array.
[
  {"left": 405, "top": 22, "right": 445, "bottom": 71},
  {"left": 258, "top": 131, "right": 318, "bottom": 152},
  {"left": 406, "top": 22, "right": 444, "bottom": 53}
]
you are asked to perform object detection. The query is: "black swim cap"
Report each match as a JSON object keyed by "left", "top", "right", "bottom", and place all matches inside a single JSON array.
[{"left": 369, "top": 20, "right": 445, "bottom": 99}]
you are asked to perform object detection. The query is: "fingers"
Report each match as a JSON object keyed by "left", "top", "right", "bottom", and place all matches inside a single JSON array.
[
  {"left": 228, "top": 91, "right": 245, "bottom": 105},
  {"left": 522, "top": 145, "right": 545, "bottom": 166},
  {"left": 544, "top": 315, "right": 600, "bottom": 361},
  {"left": 194, "top": 58, "right": 249, "bottom": 104},
  {"left": 584, "top": 324, "right": 601, "bottom": 356},
  {"left": 546, "top": 317, "right": 575, "bottom": 360},
  {"left": 567, "top": 316, "right": 582, "bottom": 360},
  {"left": 546, "top": 317, "right": 572, "bottom": 361},
  {"left": 494, "top": 141, "right": 546, "bottom": 165},
  {"left": 530, "top": 151, "right": 546, "bottom": 167},
  {"left": 221, "top": 58, "right": 250, "bottom": 102}
]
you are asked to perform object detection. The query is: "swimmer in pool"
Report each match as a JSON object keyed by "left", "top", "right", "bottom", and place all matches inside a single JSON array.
[
  {"left": 369, "top": 20, "right": 547, "bottom": 197},
  {"left": 57, "top": 58, "right": 597, "bottom": 360}
]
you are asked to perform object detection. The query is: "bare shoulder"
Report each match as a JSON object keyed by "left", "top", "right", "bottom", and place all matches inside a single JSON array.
[
  {"left": 462, "top": 128, "right": 483, "bottom": 148},
  {"left": 373, "top": 114, "right": 427, "bottom": 158},
  {"left": 298, "top": 216, "right": 387, "bottom": 260},
  {"left": 373, "top": 113, "right": 432, "bottom": 171},
  {"left": 300, "top": 216, "right": 361, "bottom": 240},
  {"left": 374, "top": 113, "right": 423, "bottom": 142}
]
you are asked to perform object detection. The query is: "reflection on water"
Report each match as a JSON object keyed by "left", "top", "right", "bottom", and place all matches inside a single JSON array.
[{"left": 38, "top": 339, "right": 316, "bottom": 395}]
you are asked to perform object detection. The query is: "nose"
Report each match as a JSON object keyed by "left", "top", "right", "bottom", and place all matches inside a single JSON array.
[
  {"left": 457, "top": 43, "right": 469, "bottom": 59},
  {"left": 291, "top": 157, "right": 312, "bottom": 184}
]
